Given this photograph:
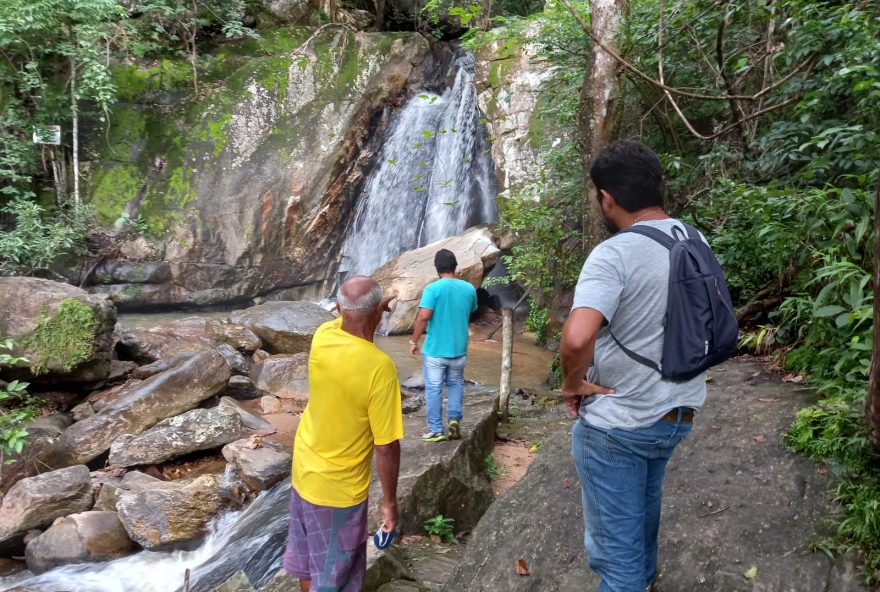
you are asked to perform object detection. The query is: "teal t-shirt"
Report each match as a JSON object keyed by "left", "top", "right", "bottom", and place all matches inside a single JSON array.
[{"left": 419, "top": 278, "right": 478, "bottom": 358}]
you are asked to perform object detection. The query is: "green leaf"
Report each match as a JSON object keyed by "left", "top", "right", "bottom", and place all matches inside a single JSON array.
[{"left": 814, "top": 305, "right": 846, "bottom": 318}]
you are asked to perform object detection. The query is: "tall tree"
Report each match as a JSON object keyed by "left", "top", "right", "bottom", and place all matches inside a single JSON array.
[
  {"left": 867, "top": 176, "right": 880, "bottom": 449},
  {"left": 576, "top": 0, "right": 626, "bottom": 253}
]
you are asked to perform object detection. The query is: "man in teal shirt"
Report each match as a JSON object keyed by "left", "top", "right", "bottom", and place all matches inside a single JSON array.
[{"left": 409, "top": 249, "right": 478, "bottom": 442}]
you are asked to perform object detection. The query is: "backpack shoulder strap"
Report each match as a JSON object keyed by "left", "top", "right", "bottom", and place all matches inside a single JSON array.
[
  {"left": 607, "top": 329, "right": 662, "bottom": 374},
  {"left": 616, "top": 224, "right": 676, "bottom": 250}
]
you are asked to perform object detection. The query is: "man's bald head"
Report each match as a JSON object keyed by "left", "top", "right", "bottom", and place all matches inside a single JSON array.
[{"left": 337, "top": 276, "right": 383, "bottom": 315}]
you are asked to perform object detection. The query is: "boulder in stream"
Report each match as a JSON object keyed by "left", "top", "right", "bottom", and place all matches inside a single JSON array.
[
  {"left": 229, "top": 302, "right": 333, "bottom": 355},
  {"left": 115, "top": 317, "right": 219, "bottom": 364},
  {"left": 0, "top": 277, "right": 117, "bottom": 385},
  {"left": 249, "top": 353, "right": 309, "bottom": 402},
  {"left": 372, "top": 227, "right": 500, "bottom": 335},
  {"left": 222, "top": 437, "right": 291, "bottom": 494},
  {"left": 0, "top": 465, "right": 94, "bottom": 553},
  {"left": 24, "top": 511, "right": 136, "bottom": 574},
  {"left": 40, "top": 349, "right": 231, "bottom": 468},
  {"left": 108, "top": 407, "right": 242, "bottom": 467},
  {"left": 116, "top": 474, "right": 227, "bottom": 549}
]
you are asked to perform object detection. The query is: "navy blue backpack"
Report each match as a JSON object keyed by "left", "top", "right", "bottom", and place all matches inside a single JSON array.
[{"left": 609, "top": 223, "right": 739, "bottom": 382}]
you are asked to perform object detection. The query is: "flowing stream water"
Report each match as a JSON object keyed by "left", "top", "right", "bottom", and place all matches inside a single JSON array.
[{"left": 0, "top": 51, "right": 501, "bottom": 592}]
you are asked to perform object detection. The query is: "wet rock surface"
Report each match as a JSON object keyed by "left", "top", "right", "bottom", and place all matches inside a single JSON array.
[
  {"left": 230, "top": 302, "right": 333, "bottom": 355},
  {"left": 24, "top": 511, "right": 136, "bottom": 574},
  {"left": 222, "top": 437, "right": 292, "bottom": 494},
  {"left": 443, "top": 359, "right": 870, "bottom": 592},
  {"left": 115, "top": 317, "right": 219, "bottom": 364},
  {"left": 116, "top": 474, "right": 226, "bottom": 549}
]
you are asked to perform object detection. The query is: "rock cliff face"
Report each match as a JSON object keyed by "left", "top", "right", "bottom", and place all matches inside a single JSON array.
[
  {"left": 473, "top": 24, "right": 561, "bottom": 195},
  {"left": 86, "top": 28, "right": 430, "bottom": 309}
]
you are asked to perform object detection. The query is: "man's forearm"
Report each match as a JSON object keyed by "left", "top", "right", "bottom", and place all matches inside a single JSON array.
[
  {"left": 561, "top": 338, "right": 594, "bottom": 390},
  {"left": 411, "top": 317, "right": 428, "bottom": 343},
  {"left": 375, "top": 440, "right": 400, "bottom": 503}
]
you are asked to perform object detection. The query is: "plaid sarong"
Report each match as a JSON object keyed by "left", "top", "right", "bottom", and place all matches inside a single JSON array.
[{"left": 283, "top": 487, "right": 368, "bottom": 591}]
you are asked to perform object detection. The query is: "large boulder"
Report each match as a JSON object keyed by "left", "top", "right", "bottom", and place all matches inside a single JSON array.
[
  {"left": 205, "top": 319, "right": 262, "bottom": 353},
  {"left": 115, "top": 317, "right": 219, "bottom": 364},
  {"left": 24, "top": 511, "right": 136, "bottom": 574},
  {"left": 372, "top": 227, "right": 500, "bottom": 335},
  {"left": 93, "top": 470, "right": 177, "bottom": 512},
  {"left": 0, "top": 277, "right": 116, "bottom": 385},
  {"left": 222, "top": 437, "right": 292, "bottom": 494},
  {"left": 39, "top": 349, "right": 231, "bottom": 468},
  {"left": 116, "top": 474, "right": 227, "bottom": 548},
  {"left": 230, "top": 302, "right": 333, "bottom": 355},
  {"left": 109, "top": 407, "right": 242, "bottom": 467},
  {"left": 0, "top": 466, "right": 94, "bottom": 553},
  {"left": 249, "top": 353, "right": 309, "bottom": 402}
]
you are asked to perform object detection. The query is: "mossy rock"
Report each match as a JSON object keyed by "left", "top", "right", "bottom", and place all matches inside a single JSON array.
[{"left": 0, "top": 278, "right": 117, "bottom": 385}]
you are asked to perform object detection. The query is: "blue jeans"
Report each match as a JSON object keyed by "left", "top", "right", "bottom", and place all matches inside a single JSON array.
[
  {"left": 571, "top": 412, "right": 693, "bottom": 592},
  {"left": 423, "top": 355, "right": 467, "bottom": 433}
]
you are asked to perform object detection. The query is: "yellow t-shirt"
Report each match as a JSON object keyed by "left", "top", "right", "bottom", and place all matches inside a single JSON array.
[{"left": 292, "top": 318, "right": 404, "bottom": 508}]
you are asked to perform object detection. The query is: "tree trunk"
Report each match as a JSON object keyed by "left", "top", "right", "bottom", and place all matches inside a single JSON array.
[
  {"left": 866, "top": 176, "right": 880, "bottom": 449},
  {"left": 578, "top": 0, "right": 627, "bottom": 253},
  {"left": 70, "top": 56, "right": 80, "bottom": 205}
]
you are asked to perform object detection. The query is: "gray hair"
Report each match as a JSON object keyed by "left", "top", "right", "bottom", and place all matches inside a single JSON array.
[{"left": 337, "top": 278, "right": 383, "bottom": 313}]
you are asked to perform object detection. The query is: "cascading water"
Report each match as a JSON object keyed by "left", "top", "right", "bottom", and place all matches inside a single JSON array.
[
  {"left": 339, "top": 52, "right": 498, "bottom": 277},
  {"left": 0, "top": 482, "right": 292, "bottom": 592}
]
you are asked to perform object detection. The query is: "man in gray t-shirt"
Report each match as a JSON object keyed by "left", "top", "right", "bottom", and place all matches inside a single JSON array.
[{"left": 560, "top": 140, "right": 702, "bottom": 592}]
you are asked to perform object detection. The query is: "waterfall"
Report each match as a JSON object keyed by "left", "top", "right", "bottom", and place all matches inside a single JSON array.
[
  {"left": 340, "top": 52, "right": 498, "bottom": 277},
  {"left": 0, "top": 483, "right": 291, "bottom": 592}
]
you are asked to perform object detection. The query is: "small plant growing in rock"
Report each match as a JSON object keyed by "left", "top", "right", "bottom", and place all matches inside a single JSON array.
[
  {"left": 424, "top": 514, "right": 457, "bottom": 544},
  {"left": 485, "top": 452, "right": 500, "bottom": 480}
]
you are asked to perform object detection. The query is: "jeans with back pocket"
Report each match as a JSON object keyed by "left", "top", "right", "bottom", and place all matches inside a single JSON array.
[{"left": 422, "top": 355, "right": 467, "bottom": 434}]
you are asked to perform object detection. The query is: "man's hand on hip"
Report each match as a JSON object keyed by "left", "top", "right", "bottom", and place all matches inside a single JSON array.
[{"left": 562, "top": 379, "right": 615, "bottom": 418}]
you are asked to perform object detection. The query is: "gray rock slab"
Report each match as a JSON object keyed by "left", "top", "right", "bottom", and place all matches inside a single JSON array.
[
  {"left": 222, "top": 438, "right": 291, "bottom": 493},
  {"left": 0, "top": 465, "right": 94, "bottom": 552},
  {"left": 40, "top": 349, "right": 231, "bottom": 468},
  {"left": 108, "top": 407, "right": 242, "bottom": 467},
  {"left": 368, "top": 386, "right": 498, "bottom": 534},
  {"left": 219, "top": 397, "right": 275, "bottom": 432},
  {"left": 224, "top": 375, "right": 269, "bottom": 400},
  {"left": 24, "top": 511, "right": 136, "bottom": 574},
  {"left": 250, "top": 353, "right": 309, "bottom": 402},
  {"left": 443, "top": 359, "right": 871, "bottom": 592},
  {"left": 229, "top": 302, "right": 333, "bottom": 355},
  {"left": 205, "top": 319, "right": 262, "bottom": 353}
]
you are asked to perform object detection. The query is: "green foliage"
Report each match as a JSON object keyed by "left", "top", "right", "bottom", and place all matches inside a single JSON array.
[
  {"left": 0, "top": 198, "right": 94, "bottom": 276},
  {"left": 485, "top": 452, "right": 500, "bottom": 480},
  {"left": 0, "top": 338, "right": 40, "bottom": 463},
  {"left": 21, "top": 299, "right": 97, "bottom": 374},
  {"left": 424, "top": 514, "right": 457, "bottom": 544}
]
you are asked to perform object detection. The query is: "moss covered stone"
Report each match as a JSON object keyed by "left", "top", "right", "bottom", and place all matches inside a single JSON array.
[{"left": 22, "top": 299, "right": 98, "bottom": 375}]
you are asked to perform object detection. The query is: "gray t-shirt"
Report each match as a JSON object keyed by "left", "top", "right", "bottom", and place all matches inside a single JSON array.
[{"left": 572, "top": 218, "right": 707, "bottom": 430}]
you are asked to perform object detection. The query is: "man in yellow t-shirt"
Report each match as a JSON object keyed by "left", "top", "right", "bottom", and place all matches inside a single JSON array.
[{"left": 283, "top": 276, "right": 403, "bottom": 592}]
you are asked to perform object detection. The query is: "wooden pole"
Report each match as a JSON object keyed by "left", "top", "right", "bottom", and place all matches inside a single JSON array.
[
  {"left": 499, "top": 307, "right": 514, "bottom": 419},
  {"left": 183, "top": 568, "right": 191, "bottom": 592}
]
